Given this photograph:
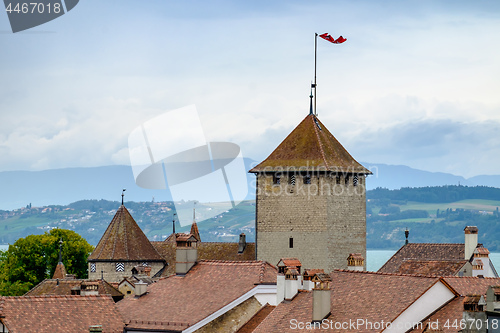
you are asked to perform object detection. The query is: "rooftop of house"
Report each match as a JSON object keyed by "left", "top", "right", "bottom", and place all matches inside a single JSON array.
[
  {"left": 378, "top": 243, "right": 469, "bottom": 275},
  {"left": 249, "top": 114, "right": 371, "bottom": 174},
  {"left": 0, "top": 295, "right": 125, "bottom": 333},
  {"left": 252, "top": 270, "right": 443, "bottom": 333},
  {"left": 408, "top": 276, "right": 500, "bottom": 333},
  {"left": 25, "top": 278, "right": 123, "bottom": 300},
  {"left": 151, "top": 240, "right": 256, "bottom": 277},
  {"left": 117, "top": 260, "right": 277, "bottom": 331},
  {"left": 88, "top": 205, "right": 165, "bottom": 262},
  {"left": 52, "top": 262, "right": 67, "bottom": 280},
  {"left": 395, "top": 259, "right": 468, "bottom": 276}
]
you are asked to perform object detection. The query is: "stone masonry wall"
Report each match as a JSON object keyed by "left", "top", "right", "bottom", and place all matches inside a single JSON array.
[{"left": 256, "top": 173, "right": 366, "bottom": 272}]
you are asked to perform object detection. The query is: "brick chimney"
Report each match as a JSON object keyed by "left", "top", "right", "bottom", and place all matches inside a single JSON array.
[
  {"left": 312, "top": 273, "right": 332, "bottom": 323},
  {"left": 347, "top": 253, "right": 364, "bottom": 271},
  {"left": 175, "top": 234, "right": 198, "bottom": 275},
  {"left": 134, "top": 281, "right": 147, "bottom": 297},
  {"left": 238, "top": 233, "right": 247, "bottom": 253},
  {"left": 464, "top": 226, "right": 478, "bottom": 260}
]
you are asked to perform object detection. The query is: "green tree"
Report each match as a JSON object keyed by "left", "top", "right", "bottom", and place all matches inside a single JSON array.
[{"left": 0, "top": 229, "right": 94, "bottom": 296}]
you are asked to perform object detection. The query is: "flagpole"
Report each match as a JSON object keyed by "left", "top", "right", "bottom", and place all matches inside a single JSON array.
[{"left": 313, "top": 33, "right": 318, "bottom": 116}]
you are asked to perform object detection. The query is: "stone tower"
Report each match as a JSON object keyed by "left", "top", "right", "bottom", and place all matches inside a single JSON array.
[
  {"left": 87, "top": 204, "right": 166, "bottom": 282},
  {"left": 249, "top": 113, "right": 371, "bottom": 272}
]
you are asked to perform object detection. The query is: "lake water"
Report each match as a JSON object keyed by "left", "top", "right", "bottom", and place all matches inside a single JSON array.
[{"left": 0, "top": 244, "right": 499, "bottom": 272}]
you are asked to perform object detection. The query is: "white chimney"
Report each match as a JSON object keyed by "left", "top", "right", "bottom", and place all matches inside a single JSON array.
[
  {"left": 134, "top": 281, "right": 147, "bottom": 297},
  {"left": 276, "top": 274, "right": 285, "bottom": 304},
  {"left": 312, "top": 273, "right": 332, "bottom": 322},
  {"left": 176, "top": 234, "right": 198, "bottom": 275},
  {"left": 284, "top": 268, "right": 299, "bottom": 300},
  {"left": 464, "top": 226, "right": 478, "bottom": 260}
]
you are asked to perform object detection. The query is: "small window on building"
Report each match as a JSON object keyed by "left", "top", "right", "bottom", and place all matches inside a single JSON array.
[
  {"left": 336, "top": 175, "right": 341, "bottom": 185},
  {"left": 289, "top": 237, "right": 294, "bottom": 248},
  {"left": 116, "top": 262, "right": 125, "bottom": 272},
  {"left": 289, "top": 174, "right": 296, "bottom": 186},
  {"left": 273, "top": 174, "right": 281, "bottom": 185},
  {"left": 345, "top": 176, "right": 350, "bottom": 186},
  {"left": 90, "top": 263, "right": 96, "bottom": 273},
  {"left": 127, "top": 290, "right": 131, "bottom": 294},
  {"left": 304, "top": 175, "right": 311, "bottom": 184},
  {"left": 353, "top": 175, "right": 359, "bottom": 186}
]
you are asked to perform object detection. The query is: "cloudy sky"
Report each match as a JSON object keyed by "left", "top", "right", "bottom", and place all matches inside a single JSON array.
[{"left": 1, "top": 0, "right": 499, "bottom": 179}]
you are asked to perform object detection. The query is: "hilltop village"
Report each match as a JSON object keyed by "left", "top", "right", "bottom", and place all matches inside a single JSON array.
[{"left": 1, "top": 112, "right": 500, "bottom": 333}]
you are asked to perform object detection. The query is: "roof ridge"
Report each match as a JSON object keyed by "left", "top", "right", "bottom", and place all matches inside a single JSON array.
[
  {"left": 2, "top": 295, "right": 113, "bottom": 300},
  {"left": 334, "top": 269, "right": 439, "bottom": 278},
  {"left": 311, "top": 115, "right": 330, "bottom": 169}
]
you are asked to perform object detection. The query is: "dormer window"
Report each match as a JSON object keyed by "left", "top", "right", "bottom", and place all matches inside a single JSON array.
[
  {"left": 304, "top": 175, "right": 311, "bottom": 184},
  {"left": 289, "top": 174, "right": 296, "bottom": 186},
  {"left": 273, "top": 173, "right": 281, "bottom": 185}
]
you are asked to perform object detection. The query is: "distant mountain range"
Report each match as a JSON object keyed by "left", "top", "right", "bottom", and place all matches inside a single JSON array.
[{"left": 1, "top": 160, "right": 500, "bottom": 211}]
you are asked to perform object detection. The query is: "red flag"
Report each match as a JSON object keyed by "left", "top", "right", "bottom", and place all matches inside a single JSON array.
[
  {"left": 319, "top": 33, "right": 347, "bottom": 44},
  {"left": 333, "top": 36, "right": 347, "bottom": 44}
]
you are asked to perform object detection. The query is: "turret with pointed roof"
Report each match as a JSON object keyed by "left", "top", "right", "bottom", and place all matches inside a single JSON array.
[
  {"left": 251, "top": 112, "right": 369, "bottom": 273},
  {"left": 88, "top": 205, "right": 166, "bottom": 283}
]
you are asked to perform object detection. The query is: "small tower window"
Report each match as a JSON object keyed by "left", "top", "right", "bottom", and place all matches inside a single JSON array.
[
  {"left": 116, "top": 262, "right": 125, "bottom": 272},
  {"left": 90, "top": 263, "right": 96, "bottom": 273},
  {"left": 289, "top": 174, "right": 296, "bottom": 186},
  {"left": 289, "top": 237, "right": 294, "bottom": 248},
  {"left": 353, "top": 175, "right": 359, "bottom": 186},
  {"left": 304, "top": 175, "right": 311, "bottom": 184},
  {"left": 345, "top": 176, "right": 350, "bottom": 186},
  {"left": 336, "top": 175, "right": 341, "bottom": 185},
  {"left": 273, "top": 173, "right": 281, "bottom": 185}
]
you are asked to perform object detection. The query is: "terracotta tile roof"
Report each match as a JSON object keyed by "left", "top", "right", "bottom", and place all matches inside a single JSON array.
[
  {"left": 442, "top": 276, "right": 500, "bottom": 296},
  {"left": 396, "top": 260, "right": 467, "bottom": 276},
  {"left": 475, "top": 247, "right": 490, "bottom": 255},
  {"left": 52, "top": 262, "right": 67, "bottom": 279},
  {"left": 25, "top": 279, "right": 123, "bottom": 299},
  {"left": 190, "top": 221, "right": 201, "bottom": 242},
  {"left": 236, "top": 304, "right": 276, "bottom": 333},
  {"left": 464, "top": 226, "right": 478, "bottom": 234},
  {"left": 0, "top": 295, "right": 124, "bottom": 333},
  {"left": 303, "top": 269, "right": 324, "bottom": 278},
  {"left": 278, "top": 258, "right": 302, "bottom": 267},
  {"left": 88, "top": 205, "right": 165, "bottom": 262},
  {"left": 378, "top": 243, "right": 466, "bottom": 275},
  {"left": 175, "top": 233, "right": 197, "bottom": 242},
  {"left": 117, "top": 260, "right": 277, "bottom": 330},
  {"left": 348, "top": 253, "right": 364, "bottom": 260},
  {"left": 151, "top": 241, "right": 256, "bottom": 277},
  {"left": 249, "top": 114, "right": 371, "bottom": 174},
  {"left": 409, "top": 277, "right": 500, "bottom": 333},
  {"left": 253, "top": 270, "right": 440, "bottom": 333}
]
